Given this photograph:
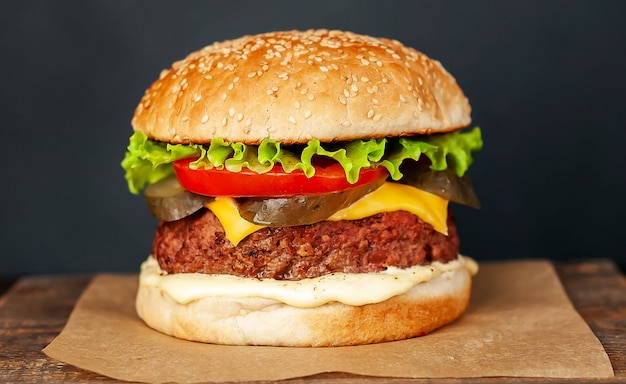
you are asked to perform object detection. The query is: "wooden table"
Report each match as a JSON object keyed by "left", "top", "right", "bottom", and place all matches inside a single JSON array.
[{"left": 1, "top": 259, "right": 625, "bottom": 383}]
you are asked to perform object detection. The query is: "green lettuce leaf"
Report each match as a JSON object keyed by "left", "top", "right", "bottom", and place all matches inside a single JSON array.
[
  {"left": 121, "top": 128, "right": 482, "bottom": 194},
  {"left": 121, "top": 132, "right": 200, "bottom": 194}
]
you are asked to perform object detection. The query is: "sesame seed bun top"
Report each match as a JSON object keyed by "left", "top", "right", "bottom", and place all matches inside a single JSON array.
[{"left": 132, "top": 29, "right": 471, "bottom": 145}]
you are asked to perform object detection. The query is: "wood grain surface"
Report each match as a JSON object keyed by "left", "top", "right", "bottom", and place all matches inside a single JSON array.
[{"left": 0, "top": 260, "right": 624, "bottom": 383}]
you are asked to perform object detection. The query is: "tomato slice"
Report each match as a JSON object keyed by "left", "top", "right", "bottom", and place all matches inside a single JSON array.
[{"left": 172, "top": 158, "right": 388, "bottom": 197}]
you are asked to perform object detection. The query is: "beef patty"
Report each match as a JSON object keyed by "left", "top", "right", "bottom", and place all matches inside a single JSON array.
[{"left": 152, "top": 209, "right": 460, "bottom": 280}]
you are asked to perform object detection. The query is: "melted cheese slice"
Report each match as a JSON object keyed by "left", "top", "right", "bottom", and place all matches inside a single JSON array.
[
  {"left": 206, "top": 198, "right": 266, "bottom": 245},
  {"left": 139, "top": 255, "right": 478, "bottom": 307},
  {"left": 328, "top": 182, "right": 448, "bottom": 233},
  {"left": 206, "top": 182, "right": 449, "bottom": 246}
]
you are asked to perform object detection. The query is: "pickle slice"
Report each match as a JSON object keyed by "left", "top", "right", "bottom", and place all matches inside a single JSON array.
[
  {"left": 237, "top": 178, "right": 386, "bottom": 226},
  {"left": 400, "top": 166, "right": 481, "bottom": 208},
  {"left": 144, "top": 176, "right": 213, "bottom": 221}
]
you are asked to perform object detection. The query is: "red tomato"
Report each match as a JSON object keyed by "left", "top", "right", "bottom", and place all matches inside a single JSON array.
[{"left": 172, "top": 158, "right": 388, "bottom": 197}]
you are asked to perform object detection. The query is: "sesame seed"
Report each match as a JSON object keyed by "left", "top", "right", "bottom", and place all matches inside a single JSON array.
[
  {"left": 300, "top": 87, "right": 308, "bottom": 95},
  {"left": 181, "top": 116, "right": 189, "bottom": 122},
  {"left": 339, "top": 95, "right": 347, "bottom": 105},
  {"left": 343, "top": 89, "right": 350, "bottom": 98},
  {"left": 294, "top": 101, "right": 301, "bottom": 109},
  {"left": 221, "top": 117, "right": 227, "bottom": 126},
  {"left": 373, "top": 114, "right": 382, "bottom": 122},
  {"left": 229, "top": 108, "right": 235, "bottom": 118},
  {"left": 227, "top": 83, "right": 234, "bottom": 90},
  {"left": 361, "top": 76, "right": 370, "bottom": 83},
  {"left": 247, "top": 72, "right": 256, "bottom": 78},
  {"left": 304, "top": 110, "right": 312, "bottom": 119},
  {"left": 288, "top": 116, "right": 297, "bottom": 124},
  {"left": 246, "top": 118, "right": 252, "bottom": 126},
  {"left": 308, "top": 93, "right": 315, "bottom": 101},
  {"left": 237, "top": 113, "right": 244, "bottom": 122},
  {"left": 400, "top": 94, "right": 407, "bottom": 103},
  {"left": 372, "top": 98, "right": 380, "bottom": 105},
  {"left": 201, "top": 115, "right": 209, "bottom": 123},
  {"left": 367, "top": 109, "right": 375, "bottom": 118},
  {"left": 221, "top": 93, "right": 227, "bottom": 101},
  {"left": 342, "top": 120, "right": 351, "bottom": 127},
  {"left": 319, "top": 65, "right": 329, "bottom": 72}
]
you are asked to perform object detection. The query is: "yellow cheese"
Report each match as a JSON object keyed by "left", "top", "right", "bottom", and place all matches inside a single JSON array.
[
  {"left": 328, "top": 182, "right": 449, "bottom": 234},
  {"left": 205, "top": 182, "right": 448, "bottom": 246},
  {"left": 206, "top": 197, "right": 266, "bottom": 246},
  {"left": 139, "top": 255, "right": 478, "bottom": 307}
]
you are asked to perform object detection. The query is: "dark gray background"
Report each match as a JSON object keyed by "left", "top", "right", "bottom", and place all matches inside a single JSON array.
[{"left": 1, "top": 0, "right": 625, "bottom": 277}]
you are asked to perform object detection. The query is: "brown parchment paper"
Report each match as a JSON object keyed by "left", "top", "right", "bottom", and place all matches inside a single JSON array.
[{"left": 43, "top": 260, "right": 614, "bottom": 382}]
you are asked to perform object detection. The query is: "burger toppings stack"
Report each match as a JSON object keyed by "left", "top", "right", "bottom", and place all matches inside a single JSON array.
[{"left": 121, "top": 29, "right": 483, "bottom": 347}]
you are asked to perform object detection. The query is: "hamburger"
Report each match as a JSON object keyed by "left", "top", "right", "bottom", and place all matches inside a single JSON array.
[{"left": 121, "top": 29, "right": 483, "bottom": 347}]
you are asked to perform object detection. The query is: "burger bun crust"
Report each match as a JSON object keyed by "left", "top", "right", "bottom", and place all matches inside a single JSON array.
[
  {"left": 132, "top": 29, "right": 471, "bottom": 144},
  {"left": 135, "top": 267, "right": 472, "bottom": 347}
]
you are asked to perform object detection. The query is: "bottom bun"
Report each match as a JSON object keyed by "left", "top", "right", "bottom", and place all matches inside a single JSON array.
[{"left": 136, "top": 267, "right": 472, "bottom": 347}]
